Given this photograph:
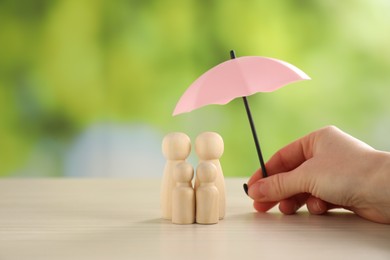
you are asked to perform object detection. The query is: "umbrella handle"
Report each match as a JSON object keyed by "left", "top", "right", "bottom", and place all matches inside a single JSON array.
[{"left": 230, "top": 50, "right": 268, "bottom": 178}]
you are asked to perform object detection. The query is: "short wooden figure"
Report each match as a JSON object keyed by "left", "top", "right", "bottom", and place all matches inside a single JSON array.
[
  {"left": 196, "top": 162, "right": 219, "bottom": 225},
  {"left": 172, "top": 162, "right": 195, "bottom": 224},
  {"left": 195, "top": 132, "right": 225, "bottom": 219},
  {"left": 161, "top": 132, "right": 191, "bottom": 220}
]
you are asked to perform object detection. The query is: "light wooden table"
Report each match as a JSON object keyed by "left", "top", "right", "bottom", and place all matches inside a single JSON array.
[{"left": 0, "top": 178, "right": 389, "bottom": 260}]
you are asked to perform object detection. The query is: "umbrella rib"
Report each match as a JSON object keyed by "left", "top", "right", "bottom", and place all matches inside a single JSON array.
[{"left": 230, "top": 50, "right": 268, "bottom": 178}]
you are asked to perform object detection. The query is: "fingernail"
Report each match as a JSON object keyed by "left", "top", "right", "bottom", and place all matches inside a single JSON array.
[
  {"left": 243, "top": 183, "right": 248, "bottom": 195},
  {"left": 314, "top": 200, "right": 322, "bottom": 213}
]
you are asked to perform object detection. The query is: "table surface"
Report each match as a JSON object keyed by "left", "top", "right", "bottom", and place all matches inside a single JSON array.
[{"left": 0, "top": 178, "right": 389, "bottom": 260}]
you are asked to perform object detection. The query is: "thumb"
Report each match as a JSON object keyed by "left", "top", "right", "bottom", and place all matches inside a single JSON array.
[{"left": 248, "top": 168, "right": 310, "bottom": 202}]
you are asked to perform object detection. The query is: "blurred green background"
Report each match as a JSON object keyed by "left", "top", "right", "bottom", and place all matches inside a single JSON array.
[{"left": 1, "top": 0, "right": 390, "bottom": 177}]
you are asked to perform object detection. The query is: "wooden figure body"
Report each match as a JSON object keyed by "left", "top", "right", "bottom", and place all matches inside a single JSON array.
[
  {"left": 172, "top": 162, "right": 195, "bottom": 224},
  {"left": 196, "top": 162, "right": 219, "bottom": 224},
  {"left": 194, "top": 132, "right": 225, "bottom": 219},
  {"left": 161, "top": 132, "right": 191, "bottom": 220}
]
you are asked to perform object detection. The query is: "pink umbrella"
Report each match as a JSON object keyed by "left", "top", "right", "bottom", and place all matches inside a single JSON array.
[{"left": 173, "top": 50, "right": 310, "bottom": 180}]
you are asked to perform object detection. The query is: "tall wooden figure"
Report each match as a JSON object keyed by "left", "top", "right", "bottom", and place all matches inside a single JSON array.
[
  {"left": 196, "top": 162, "right": 219, "bottom": 224},
  {"left": 161, "top": 132, "right": 191, "bottom": 220},
  {"left": 195, "top": 132, "right": 225, "bottom": 219},
  {"left": 172, "top": 162, "right": 195, "bottom": 224}
]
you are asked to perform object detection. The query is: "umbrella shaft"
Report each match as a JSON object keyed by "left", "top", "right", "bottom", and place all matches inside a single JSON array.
[
  {"left": 231, "top": 50, "right": 267, "bottom": 178},
  {"left": 242, "top": 96, "right": 268, "bottom": 178}
]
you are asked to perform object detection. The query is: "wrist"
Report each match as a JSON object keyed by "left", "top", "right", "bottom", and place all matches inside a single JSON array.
[
  {"left": 373, "top": 150, "right": 390, "bottom": 185},
  {"left": 365, "top": 150, "right": 390, "bottom": 223}
]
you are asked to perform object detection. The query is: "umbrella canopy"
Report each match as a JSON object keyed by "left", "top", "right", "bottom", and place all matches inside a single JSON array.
[
  {"left": 173, "top": 56, "right": 310, "bottom": 116},
  {"left": 173, "top": 51, "right": 310, "bottom": 179}
]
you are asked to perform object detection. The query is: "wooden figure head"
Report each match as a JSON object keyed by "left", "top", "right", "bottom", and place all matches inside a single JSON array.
[
  {"left": 162, "top": 132, "right": 191, "bottom": 160},
  {"left": 173, "top": 162, "right": 194, "bottom": 183},
  {"left": 196, "top": 162, "right": 217, "bottom": 183},
  {"left": 195, "top": 132, "right": 224, "bottom": 160}
]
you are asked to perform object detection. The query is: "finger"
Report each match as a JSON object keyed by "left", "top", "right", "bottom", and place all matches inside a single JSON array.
[
  {"left": 248, "top": 161, "right": 313, "bottom": 202},
  {"left": 253, "top": 201, "right": 278, "bottom": 212},
  {"left": 247, "top": 168, "right": 263, "bottom": 187},
  {"left": 278, "top": 193, "right": 310, "bottom": 215},
  {"left": 266, "top": 135, "right": 313, "bottom": 175},
  {"left": 306, "top": 196, "right": 328, "bottom": 215},
  {"left": 306, "top": 196, "right": 341, "bottom": 215},
  {"left": 247, "top": 132, "right": 315, "bottom": 187}
]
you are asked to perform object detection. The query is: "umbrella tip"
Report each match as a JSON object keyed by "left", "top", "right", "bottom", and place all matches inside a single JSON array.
[
  {"left": 243, "top": 183, "right": 248, "bottom": 195},
  {"left": 230, "top": 50, "right": 236, "bottom": 59}
]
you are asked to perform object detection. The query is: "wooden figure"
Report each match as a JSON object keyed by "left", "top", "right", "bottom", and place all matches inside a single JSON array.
[
  {"left": 172, "top": 162, "right": 195, "bottom": 225},
  {"left": 196, "top": 162, "right": 219, "bottom": 225},
  {"left": 161, "top": 132, "right": 191, "bottom": 220},
  {"left": 195, "top": 132, "right": 225, "bottom": 219}
]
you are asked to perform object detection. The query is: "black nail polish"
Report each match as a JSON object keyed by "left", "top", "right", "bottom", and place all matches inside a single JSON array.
[{"left": 243, "top": 183, "right": 248, "bottom": 195}]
